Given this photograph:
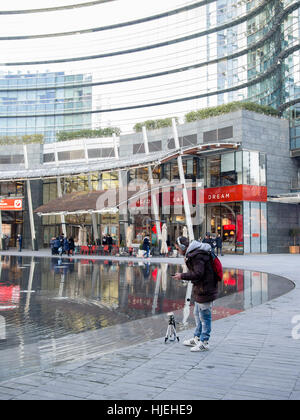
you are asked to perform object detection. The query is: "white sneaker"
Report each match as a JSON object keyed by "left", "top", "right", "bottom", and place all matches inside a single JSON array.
[
  {"left": 190, "top": 340, "right": 209, "bottom": 352},
  {"left": 183, "top": 336, "right": 200, "bottom": 347}
]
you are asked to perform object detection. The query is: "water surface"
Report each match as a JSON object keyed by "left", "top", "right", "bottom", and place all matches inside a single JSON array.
[{"left": 0, "top": 255, "right": 294, "bottom": 382}]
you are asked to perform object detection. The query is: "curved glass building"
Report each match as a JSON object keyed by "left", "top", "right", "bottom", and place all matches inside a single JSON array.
[
  {"left": 0, "top": 0, "right": 299, "bottom": 139},
  {"left": 0, "top": 0, "right": 299, "bottom": 253}
]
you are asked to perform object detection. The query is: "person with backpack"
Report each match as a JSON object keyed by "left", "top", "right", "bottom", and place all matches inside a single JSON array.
[{"left": 173, "top": 236, "right": 219, "bottom": 352}]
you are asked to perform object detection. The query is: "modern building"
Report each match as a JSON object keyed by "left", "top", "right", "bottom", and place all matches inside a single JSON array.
[
  {"left": 0, "top": 0, "right": 299, "bottom": 252},
  {"left": 0, "top": 71, "right": 92, "bottom": 143}
]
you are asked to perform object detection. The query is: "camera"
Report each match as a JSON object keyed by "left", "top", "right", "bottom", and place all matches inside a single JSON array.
[{"left": 167, "top": 312, "right": 175, "bottom": 325}]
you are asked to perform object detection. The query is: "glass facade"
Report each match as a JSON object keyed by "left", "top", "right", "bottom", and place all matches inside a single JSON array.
[
  {"left": 0, "top": 72, "right": 92, "bottom": 143},
  {"left": 0, "top": 1, "right": 298, "bottom": 135}
]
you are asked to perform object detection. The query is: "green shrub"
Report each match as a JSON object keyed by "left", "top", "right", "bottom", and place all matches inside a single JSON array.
[
  {"left": 133, "top": 117, "right": 178, "bottom": 132},
  {"left": 56, "top": 127, "right": 121, "bottom": 141},
  {"left": 184, "top": 101, "right": 279, "bottom": 122},
  {"left": 0, "top": 134, "right": 44, "bottom": 145}
]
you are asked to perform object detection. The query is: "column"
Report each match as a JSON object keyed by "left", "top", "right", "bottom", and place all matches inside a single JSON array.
[
  {"left": 23, "top": 145, "right": 38, "bottom": 250},
  {"left": 142, "top": 126, "right": 162, "bottom": 242},
  {"left": 57, "top": 178, "right": 67, "bottom": 237},
  {"left": 172, "top": 118, "right": 194, "bottom": 241},
  {"left": 88, "top": 173, "right": 99, "bottom": 243}
]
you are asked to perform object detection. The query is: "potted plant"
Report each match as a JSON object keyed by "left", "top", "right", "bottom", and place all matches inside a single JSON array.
[{"left": 289, "top": 228, "right": 300, "bottom": 253}]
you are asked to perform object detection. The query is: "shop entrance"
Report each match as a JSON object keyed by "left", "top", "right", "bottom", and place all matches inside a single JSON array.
[{"left": 206, "top": 203, "right": 243, "bottom": 254}]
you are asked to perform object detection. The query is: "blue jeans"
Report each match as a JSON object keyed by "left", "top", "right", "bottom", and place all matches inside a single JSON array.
[
  {"left": 193, "top": 301, "right": 213, "bottom": 342},
  {"left": 143, "top": 246, "right": 150, "bottom": 257}
]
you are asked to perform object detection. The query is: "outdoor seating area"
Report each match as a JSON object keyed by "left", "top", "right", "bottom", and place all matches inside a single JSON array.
[{"left": 73, "top": 244, "right": 177, "bottom": 257}]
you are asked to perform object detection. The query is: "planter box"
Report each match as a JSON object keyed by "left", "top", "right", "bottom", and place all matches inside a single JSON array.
[{"left": 289, "top": 246, "right": 300, "bottom": 254}]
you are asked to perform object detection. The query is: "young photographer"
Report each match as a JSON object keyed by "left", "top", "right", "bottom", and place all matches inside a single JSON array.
[{"left": 173, "top": 236, "right": 218, "bottom": 352}]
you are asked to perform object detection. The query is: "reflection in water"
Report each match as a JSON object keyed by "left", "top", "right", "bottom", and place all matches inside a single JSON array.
[{"left": 0, "top": 255, "right": 294, "bottom": 382}]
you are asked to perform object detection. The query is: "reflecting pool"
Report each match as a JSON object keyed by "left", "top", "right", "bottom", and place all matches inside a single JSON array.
[{"left": 0, "top": 255, "right": 294, "bottom": 382}]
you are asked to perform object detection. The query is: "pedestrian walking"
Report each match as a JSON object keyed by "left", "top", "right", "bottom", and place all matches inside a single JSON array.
[
  {"left": 216, "top": 233, "right": 223, "bottom": 256},
  {"left": 142, "top": 236, "right": 150, "bottom": 258},
  {"left": 173, "top": 236, "right": 218, "bottom": 352},
  {"left": 107, "top": 234, "right": 113, "bottom": 254}
]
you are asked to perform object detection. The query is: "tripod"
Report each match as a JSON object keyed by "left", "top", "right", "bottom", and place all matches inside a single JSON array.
[{"left": 164, "top": 312, "right": 180, "bottom": 343}]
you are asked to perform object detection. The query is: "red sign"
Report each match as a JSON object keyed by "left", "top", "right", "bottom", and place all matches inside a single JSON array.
[
  {"left": 202, "top": 185, "right": 267, "bottom": 203},
  {"left": 162, "top": 189, "right": 197, "bottom": 206},
  {"left": 0, "top": 198, "right": 23, "bottom": 211}
]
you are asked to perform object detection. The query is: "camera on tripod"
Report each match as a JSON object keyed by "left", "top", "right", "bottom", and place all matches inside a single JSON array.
[{"left": 164, "top": 312, "right": 179, "bottom": 343}]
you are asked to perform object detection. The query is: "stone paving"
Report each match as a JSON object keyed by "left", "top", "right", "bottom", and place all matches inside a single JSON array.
[{"left": 0, "top": 250, "right": 300, "bottom": 400}]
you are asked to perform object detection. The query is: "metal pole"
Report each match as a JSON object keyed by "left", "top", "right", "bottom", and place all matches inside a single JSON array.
[{"left": 172, "top": 118, "right": 194, "bottom": 241}]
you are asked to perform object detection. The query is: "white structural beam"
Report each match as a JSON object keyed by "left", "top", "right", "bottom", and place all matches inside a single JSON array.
[
  {"left": 23, "top": 145, "right": 37, "bottom": 250},
  {"left": 57, "top": 178, "right": 67, "bottom": 237},
  {"left": 142, "top": 126, "right": 162, "bottom": 241},
  {"left": 172, "top": 118, "right": 194, "bottom": 241}
]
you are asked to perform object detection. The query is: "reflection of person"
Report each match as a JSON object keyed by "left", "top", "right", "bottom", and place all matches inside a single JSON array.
[{"left": 173, "top": 236, "right": 218, "bottom": 352}]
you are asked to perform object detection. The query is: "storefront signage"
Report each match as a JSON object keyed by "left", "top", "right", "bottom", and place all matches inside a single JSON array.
[
  {"left": 130, "top": 184, "right": 267, "bottom": 208},
  {"left": 0, "top": 198, "right": 23, "bottom": 211},
  {"left": 203, "top": 185, "right": 267, "bottom": 203}
]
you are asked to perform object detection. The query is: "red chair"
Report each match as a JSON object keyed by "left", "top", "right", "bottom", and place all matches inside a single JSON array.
[
  {"left": 80, "top": 246, "right": 89, "bottom": 255},
  {"left": 103, "top": 245, "right": 109, "bottom": 255},
  {"left": 90, "top": 245, "right": 96, "bottom": 255}
]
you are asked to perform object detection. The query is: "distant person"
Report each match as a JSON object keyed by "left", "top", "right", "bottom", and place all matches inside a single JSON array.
[
  {"left": 107, "top": 234, "right": 113, "bottom": 254},
  {"left": 143, "top": 236, "right": 150, "bottom": 258},
  {"left": 216, "top": 233, "right": 223, "bottom": 256},
  {"left": 53, "top": 237, "right": 60, "bottom": 255},
  {"left": 102, "top": 235, "right": 107, "bottom": 246},
  {"left": 64, "top": 237, "right": 70, "bottom": 256},
  {"left": 17, "top": 234, "right": 22, "bottom": 252},
  {"left": 4, "top": 235, "right": 9, "bottom": 251},
  {"left": 202, "top": 232, "right": 216, "bottom": 250},
  {"left": 68, "top": 237, "right": 75, "bottom": 256}
]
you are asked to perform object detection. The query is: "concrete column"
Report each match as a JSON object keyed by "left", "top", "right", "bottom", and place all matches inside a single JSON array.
[
  {"left": 113, "top": 133, "right": 119, "bottom": 159},
  {"left": 57, "top": 178, "right": 67, "bottom": 237},
  {"left": 24, "top": 144, "right": 38, "bottom": 250},
  {"left": 87, "top": 173, "right": 99, "bottom": 243},
  {"left": 172, "top": 118, "right": 194, "bottom": 241},
  {"left": 142, "top": 126, "right": 162, "bottom": 241}
]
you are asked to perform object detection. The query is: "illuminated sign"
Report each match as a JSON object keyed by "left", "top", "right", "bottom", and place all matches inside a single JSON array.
[{"left": 0, "top": 198, "right": 23, "bottom": 211}]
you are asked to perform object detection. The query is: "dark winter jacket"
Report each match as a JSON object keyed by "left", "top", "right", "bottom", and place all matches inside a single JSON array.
[
  {"left": 215, "top": 236, "right": 222, "bottom": 248},
  {"left": 142, "top": 237, "right": 150, "bottom": 250},
  {"left": 180, "top": 241, "right": 219, "bottom": 304},
  {"left": 202, "top": 236, "right": 216, "bottom": 249}
]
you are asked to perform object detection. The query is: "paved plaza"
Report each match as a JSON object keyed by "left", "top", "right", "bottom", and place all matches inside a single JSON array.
[{"left": 0, "top": 250, "right": 299, "bottom": 400}]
